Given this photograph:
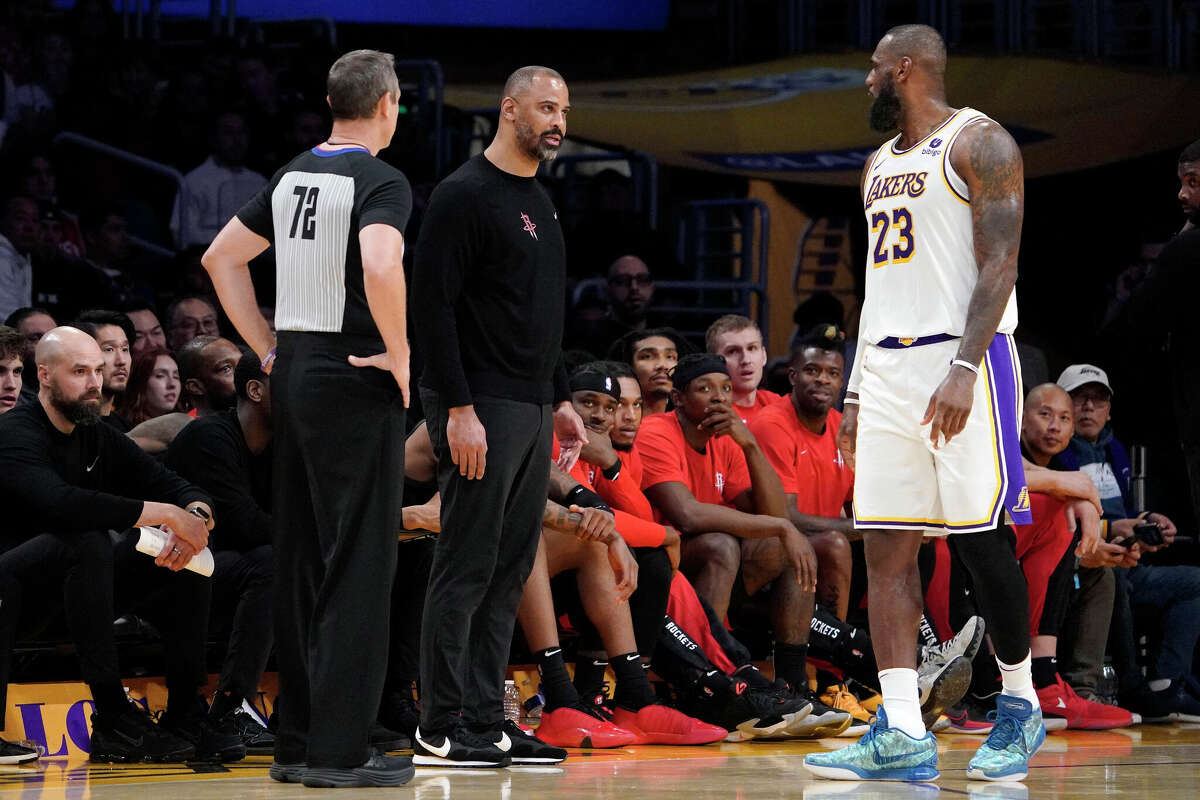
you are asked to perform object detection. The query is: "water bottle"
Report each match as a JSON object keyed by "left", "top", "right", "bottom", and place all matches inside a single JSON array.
[
  {"left": 503, "top": 680, "right": 521, "bottom": 723},
  {"left": 1097, "top": 662, "right": 1119, "bottom": 706}
]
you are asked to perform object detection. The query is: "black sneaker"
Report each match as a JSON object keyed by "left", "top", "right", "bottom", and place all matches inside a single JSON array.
[
  {"left": 772, "top": 681, "right": 853, "bottom": 738},
  {"left": 219, "top": 707, "right": 275, "bottom": 755},
  {"left": 302, "top": 753, "right": 415, "bottom": 788},
  {"left": 89, "top": 703, "right": 196, "bottom": 763},
  {"left": 0, "top": 737, "right": 39, "bottom": 764},
  {"left": 156, "top": 708, "right": 247, "bottom": 762},
  {"left": 378, "top": 691, "right": 421, "bottom": 739},
  {"left": 269, "top": 761, "right": 306, "bottom": 783},
  {"left": 370, "top": 721, "right": 410, "bottom": 751},
  {"left": 486, "top": 719, "right": 566, "bottom": 764},
  {"left": 680, "top": 671, "right": 810, "bottom": 741},
  {"left": 413, "top": 724, "right": 512, "bottom": 768}
]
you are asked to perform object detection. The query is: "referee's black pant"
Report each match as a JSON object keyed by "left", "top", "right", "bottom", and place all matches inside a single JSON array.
[
  {"left": 272, "top": 332, "right": 405, "bottom": 769},
  {"left": 419, "top": 389, "right": 551, "bottom": 733}
]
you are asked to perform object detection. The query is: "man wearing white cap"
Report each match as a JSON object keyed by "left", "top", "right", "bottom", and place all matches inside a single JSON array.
[{"left": 1054, "top": 363, "right": 1200, "bottom": 722}]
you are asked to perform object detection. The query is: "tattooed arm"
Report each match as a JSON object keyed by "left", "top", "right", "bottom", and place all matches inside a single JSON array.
[{"left": 922, "top": 119, "right": 1024, "bottom": 446}]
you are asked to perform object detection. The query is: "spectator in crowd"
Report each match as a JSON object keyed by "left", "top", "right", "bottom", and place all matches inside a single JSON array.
[
  {"left": 749, "top": 325, "right": 854, "bottom": 619},
  {"left": 606, "top": 255, "right": 655, "bottom": 333},
  {"left": 0, "top": 326, "right": 22, "bottom": 415},
  {"left": 124, "top": 302, "right": 168, "bottom": 356},
  {"left": 114, "top": 347, "right": 183, "bottom": 426},
  {"left": 165, "top": 294, "right": 220, "bottom": 351},
  {"left": 0, "top": 326, "right": 241, "bottom": 764},
  {"left": 0, "top": 27, "right": 54, "bottom": 145},
  {"left": 166, "top": 352, "right": 275, "bottom": 753},
  {"left": 73, "top": 309, "right": 135, "bottom": 432},
  {"left": 4, "top": 306, "right": 54, "bottom": 406},
  {"left": 16, "top": 151, "right": 84, "bottom": 255},
  {"left": 707, "top": 315, "right": 781, "bottom": 424},
  {"left": 608, "top": 327, "right": 691, "bottom": 416},
  {"left": 1125, "top": 140, "right": 1200, "bottom": 527},
  {"left": 172, "top": 111, "right": 267, "bottom": 248},
  {"left": 176, "top": 335, "right": 240, "bottom": 416},
  {"left": 79, "top": 206, "right": 154, "bottom": 310},
  {"left": 1009, "top": 383, "right": 1135, "bottom": 730},
  {"left": 0, "top": 196, "right": 37, "bottom": 320},
  {"left": 1053, "top": 365, "right": 1200, "bottom": 721},
  {"left": 634, "top": 352, "right": 849, "bottom": 735}
]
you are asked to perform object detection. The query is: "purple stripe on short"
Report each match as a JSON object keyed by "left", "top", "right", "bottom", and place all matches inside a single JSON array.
[{"left": 985, "top": 333, "right": 1032, "bottom": 526}]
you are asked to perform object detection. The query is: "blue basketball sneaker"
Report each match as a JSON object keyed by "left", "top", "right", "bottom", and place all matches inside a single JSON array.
[
  {"left": 803, "top": 707, "right": 938, "bottom": 782},
  {"left": 966, "top": 695, "right": 1045, "bottom": 781}
]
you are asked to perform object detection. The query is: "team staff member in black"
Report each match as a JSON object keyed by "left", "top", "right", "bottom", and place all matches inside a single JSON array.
[
  {"left": 410, "top": 66, "right": 586, "bottom": 768},
  {"left": 0, "top": 327, "right": 220, "bottom": 764},
  {"left": 201, "top": 50, "right": 414, "bottom": 789}
]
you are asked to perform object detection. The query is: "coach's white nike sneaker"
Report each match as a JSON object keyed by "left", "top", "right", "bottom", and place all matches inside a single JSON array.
[{"left": 413, "top": 724, "right": 511, "bottom": 768}]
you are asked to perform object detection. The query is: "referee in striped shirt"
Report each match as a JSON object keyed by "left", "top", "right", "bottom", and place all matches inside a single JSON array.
[{"left": 202, "top": 50, "right": 414, "bottom": 789}]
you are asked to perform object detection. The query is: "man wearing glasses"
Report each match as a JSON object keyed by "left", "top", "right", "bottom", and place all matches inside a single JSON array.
[{"left": 606, "top": 255, "right": 655, "bottom": 336}]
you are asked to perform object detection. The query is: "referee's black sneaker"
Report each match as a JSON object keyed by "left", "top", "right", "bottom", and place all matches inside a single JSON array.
[
  {"left": 89, "top": 702, "right": 196, "bottom": 763},
  {"left": 156, "top": 705, "right": 247, "bottom": 762},
  {"left": 413, "top": 724, "right": 511, "bottom": 768},
  {"left": 302, "top": 753, "right": 415, "bottom": 788},
  {"left": 485, "top": 720, "right": 567, "bottom": 764}
]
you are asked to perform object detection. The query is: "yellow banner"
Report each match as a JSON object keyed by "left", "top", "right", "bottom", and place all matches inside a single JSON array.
[{"left": 447, "top": 54, "right": 1200, "bottom": 185}]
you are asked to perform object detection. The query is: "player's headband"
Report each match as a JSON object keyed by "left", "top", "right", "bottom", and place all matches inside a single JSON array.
[
  {"left": 570, "top": 371, "right": 622, "bottom": 401},
  {"left": 671, "top": 354, "right": 730, "bottom": 390}
]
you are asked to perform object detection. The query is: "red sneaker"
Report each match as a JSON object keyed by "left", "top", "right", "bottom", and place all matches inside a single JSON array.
[
  {"left": 609, "top": 705, "right": 727, "bottom": 745},
  {"left": 534, "top": 706, "right": 638, "bottom": 748},
  {"left": 1037, "top": 675, "right": 1135, "bottom": 730},
  {"left": 944, "top": 698, "right": 995, "bottom": 734}
]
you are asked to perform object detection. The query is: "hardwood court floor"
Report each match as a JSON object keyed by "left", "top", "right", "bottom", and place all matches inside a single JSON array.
[{"left": 1, "top": 723, "right": 1198, "bottom": 798}]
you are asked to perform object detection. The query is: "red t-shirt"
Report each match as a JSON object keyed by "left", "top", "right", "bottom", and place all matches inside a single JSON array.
[
  {"left": 749, "top": 400, "right": 853, "bottom": 518},
  {"left": 733, "top": 389, "right": 783, "bottom": 424},
  {"left": 554, "top": 436, "right": 667, "bottom": 547},
  {"left": 634, "top": 412, "right": 752, "bottom": 512}
]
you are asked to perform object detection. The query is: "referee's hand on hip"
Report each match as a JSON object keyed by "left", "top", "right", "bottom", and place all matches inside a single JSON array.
[{"left": 348, "top": 349, "right": 411, "bottom": 408}]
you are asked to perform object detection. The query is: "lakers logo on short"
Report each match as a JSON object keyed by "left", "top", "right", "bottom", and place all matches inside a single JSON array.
[
  {"left": 1013, "top": 486, "right": 1031, "bottom": 513},
  {"left": 899, "top": 337, "right": 915, "bottom": 346}
]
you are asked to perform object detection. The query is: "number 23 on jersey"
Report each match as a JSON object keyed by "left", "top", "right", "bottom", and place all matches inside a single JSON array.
[{"left": 870, "top": 207, "right": 915, "bottom": 268}]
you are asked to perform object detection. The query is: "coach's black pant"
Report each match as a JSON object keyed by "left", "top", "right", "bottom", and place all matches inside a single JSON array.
[
  {"left": 212, "top": 546, "right": 274, "bottom": 705},
  {"left": 419, "top": 389, "right": 551, "bottom": 733},
  {"left": 272, "top": 332, "right": 405, "bottom": 768}
]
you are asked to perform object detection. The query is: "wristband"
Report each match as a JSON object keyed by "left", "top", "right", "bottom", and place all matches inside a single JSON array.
[
  {"left": 951, "top": 359, "right": 981, "bottom": 376},
  {"left": 188, "top": 505, "right": 211, "bottom": 524},
  {"left": 261, "top": 347, "right": 276, "bottom": 369},
  {"left": 842, "top": 397, "right": 860, "bottom": 405},
  {"left": 601, "top": 457, "right": 622, "bottom": 481},
  {"left": 564, "top": 485, "right": 612, "bottom": 513}
]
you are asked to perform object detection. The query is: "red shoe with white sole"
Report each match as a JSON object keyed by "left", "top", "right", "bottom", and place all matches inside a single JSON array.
[
  {"left": 609, "top": 705, "right": 727, "bottom": 745},
  {"left": 534, "top": 706, "right": 638, "bottom": 748}
]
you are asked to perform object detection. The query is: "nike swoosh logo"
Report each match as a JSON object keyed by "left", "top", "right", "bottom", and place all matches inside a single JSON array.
[
  {"left": 545, "top": 649, "right": 561, "bottom": 657},
  {"left": 86, "top": 455, "right": 100, "bottom": 472},
  {"left": 625, "top": 654, "right": 640, "bottom": 661},
  {"left": 419, "top": 730, "right": 452, "bottom": 758},
  {"left": 800, "top": 450, "right": 808, "bottom": 456},
  {"left": 1056, "top": 698, "right": 1067, "bottom": 709},
  {"left": 874, "top": 747, "right": 931, "bottom": 765},
  {"left": 494, "top": 732, "right": 511, "bottom": 752},
  {"left": 592, "top": 660, "right": 607, "bottom": 667}
]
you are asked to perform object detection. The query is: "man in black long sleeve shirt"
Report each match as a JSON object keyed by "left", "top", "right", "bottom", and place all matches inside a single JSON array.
[
  {"left": 409, "top": 66, "right": 585, "bottom": 768},
  {"left": 0, "top": 327, "right": 241, "bottom": 763},
  {"left": 167, "top": 352, "right": 274, "bottom": 752}
]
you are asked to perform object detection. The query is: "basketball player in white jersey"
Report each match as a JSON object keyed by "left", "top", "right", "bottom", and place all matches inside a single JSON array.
[{"left": 804, "top": 25, "right": 1098, "bottom": 783}]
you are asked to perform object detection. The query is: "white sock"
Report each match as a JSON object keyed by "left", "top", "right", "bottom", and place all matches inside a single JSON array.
[
  {"left": 879, "top": 668, "right": 926, "bottom": 738},
  {"left": 997, "top": 651, "right": 1040, "bottom": 707}
]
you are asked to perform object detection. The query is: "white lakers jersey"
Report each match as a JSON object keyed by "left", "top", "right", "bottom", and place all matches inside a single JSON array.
[{"left": 856, "top": 107, "right": 1018, "bottom": 344}]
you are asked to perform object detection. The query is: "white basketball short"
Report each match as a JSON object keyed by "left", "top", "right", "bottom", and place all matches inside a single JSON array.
[{"left": 852, "top": 333, "right": 1031, "bottom": 535}]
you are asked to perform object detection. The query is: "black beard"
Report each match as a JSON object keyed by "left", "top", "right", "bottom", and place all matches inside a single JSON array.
[
  {"left": 50, "top": 387, "right": 103, "bottom": 426},
  {"left": 869, "top": 84, "right": 902, "bottom": 133}
]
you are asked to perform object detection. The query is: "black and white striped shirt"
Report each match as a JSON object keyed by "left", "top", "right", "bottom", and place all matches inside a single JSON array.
[{"left": 237, "top": 146, "right": 412, "bottom": 339}]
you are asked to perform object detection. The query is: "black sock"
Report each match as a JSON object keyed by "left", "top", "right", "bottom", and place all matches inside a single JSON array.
[
  {"left": 90, "top": 681, "right": 130, "bottom": 719},
  {"left": 612, "top": 652, "right": 656, "bottom": 710},
  {"left": 774, "top": 642, "right": 809, "bottom": 692},
  {"left": 1031, "top": 656, "right": 1058, "bottom": 690},
  {"left": 536, "top": 647, "right": 580, "bottom": 712},
  {"left": 573, "top": 654, "right": 609, "bottom": 699},
  {"left": 167, "top": 690, "right": 202, "bottom": 720}
]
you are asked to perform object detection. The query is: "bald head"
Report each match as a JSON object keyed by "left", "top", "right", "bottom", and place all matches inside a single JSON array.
[
  {"left": 35, "top": 326, "right": 104, "bottom": 369},
  {"left": 878, "top": 24, "right": 947, "bottom": 79},
  {"left": 502, "top": 66, "right": 565, "bottom": 103},
  {"left": 1022, "top": 382, "right": 1074, "bottom": 463}
]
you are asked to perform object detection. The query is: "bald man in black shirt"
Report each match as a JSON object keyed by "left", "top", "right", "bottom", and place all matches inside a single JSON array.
[{"left": 0, "top": 327, "right": 235, "bottom": 763}]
